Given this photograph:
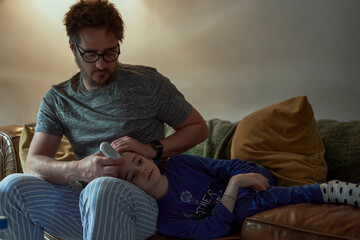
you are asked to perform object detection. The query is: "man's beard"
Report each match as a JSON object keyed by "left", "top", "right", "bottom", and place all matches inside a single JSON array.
[{"left": 75, "top": 56, "right": 118, "bottom": 89}]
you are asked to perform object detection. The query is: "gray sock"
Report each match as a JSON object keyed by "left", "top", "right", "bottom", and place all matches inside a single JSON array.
[{"left": 320, "top": 180, "right": 360, "bottom": 208}]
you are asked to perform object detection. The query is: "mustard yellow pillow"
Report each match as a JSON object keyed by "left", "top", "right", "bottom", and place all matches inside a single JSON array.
[
  {"left": 230, "top": 96, "right": 327, "bottom": 186},
  {"left": 19, "top": 124, "right": 75, "bottom": 172}
]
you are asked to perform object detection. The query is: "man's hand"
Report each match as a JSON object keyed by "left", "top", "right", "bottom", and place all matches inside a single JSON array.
[
  {"left": 111, "top": 136, "right": 156, "bottom": 159},
  {"left": 74, "top": 152, "right": 124, "bottom": 182}
]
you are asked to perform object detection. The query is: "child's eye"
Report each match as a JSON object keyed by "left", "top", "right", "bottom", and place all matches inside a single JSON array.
[
  {"left": 137, "top": 158, "right": 142, "bottom": 165},
  {"left": 131, "top": 174, "right": 136, "bottom": 182}
]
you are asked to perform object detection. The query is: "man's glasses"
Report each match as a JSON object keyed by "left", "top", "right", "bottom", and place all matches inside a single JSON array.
[{"left": 76, "top": 43, "right": 121, "bottom": 63}]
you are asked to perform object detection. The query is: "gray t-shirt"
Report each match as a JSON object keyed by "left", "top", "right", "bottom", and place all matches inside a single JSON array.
[{"left": 35, "top": 63, "right": 192, "bottom": 160}]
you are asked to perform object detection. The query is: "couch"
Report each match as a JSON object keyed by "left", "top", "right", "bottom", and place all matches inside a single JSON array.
[{"left": 1, "top": 96, "right": 360, "bottom": 240}]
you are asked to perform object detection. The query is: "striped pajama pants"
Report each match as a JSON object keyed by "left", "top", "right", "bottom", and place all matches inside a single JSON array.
[{"left": 0, "top": 173, "right": 158, "bottom": 240}]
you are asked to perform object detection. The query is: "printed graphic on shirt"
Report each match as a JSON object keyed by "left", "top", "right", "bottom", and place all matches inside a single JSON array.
[
  {"left": 181, "top": 182, "right": 223, "bottom": 219},
  {"left": 180, "top": 191, "right": 199, "bottom": 204}
]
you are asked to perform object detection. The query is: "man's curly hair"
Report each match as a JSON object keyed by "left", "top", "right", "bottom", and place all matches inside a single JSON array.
[{"left": 64, "top": 1, "right": 124, "bottom": 45}]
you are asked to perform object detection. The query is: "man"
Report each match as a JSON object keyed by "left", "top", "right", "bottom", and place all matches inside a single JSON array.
[{"left": 0, "top": 1, "right": 208, "bottom": 240}]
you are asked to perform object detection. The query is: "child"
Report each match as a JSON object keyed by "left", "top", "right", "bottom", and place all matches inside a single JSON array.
[{"left": 118, "top": 152, "right": 360, "bottom": 240}]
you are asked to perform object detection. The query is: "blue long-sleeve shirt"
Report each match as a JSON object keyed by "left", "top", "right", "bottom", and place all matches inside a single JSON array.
[{"left": 156, "top": 154, "right": 273, "bottom": 239}]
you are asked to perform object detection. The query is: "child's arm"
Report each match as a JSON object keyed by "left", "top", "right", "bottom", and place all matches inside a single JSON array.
[
  {"left": 221, "top": 173, "right": 270, "bottom": 212},
  {"left": 171, "top": 155, "right": 273, "bottom": 184}
]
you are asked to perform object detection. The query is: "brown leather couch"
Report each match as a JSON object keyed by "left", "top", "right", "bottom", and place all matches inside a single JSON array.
[{"left": 1, "top": 121, "right": 360, "bottom": 240}]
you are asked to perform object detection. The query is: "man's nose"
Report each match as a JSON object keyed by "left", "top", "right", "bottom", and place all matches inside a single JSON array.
[{"left": 95, "top": 57, "right": 106, "bottom": 69}]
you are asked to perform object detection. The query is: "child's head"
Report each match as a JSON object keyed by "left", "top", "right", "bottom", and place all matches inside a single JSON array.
[{"left": 118, "top": 152, "right": 167, "bottom": 198}]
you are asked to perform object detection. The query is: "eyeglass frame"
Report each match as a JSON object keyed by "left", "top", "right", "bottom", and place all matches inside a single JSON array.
[{"left": 75, "top": 43, "right": 121, "bottom": 63}]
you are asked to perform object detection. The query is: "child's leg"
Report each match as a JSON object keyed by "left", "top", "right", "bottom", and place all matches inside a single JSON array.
[
  {"left": 320, "top": 180, "right": 360, "bottom": 207},
  {"left": 234, "top": 183, "right": 323, "bottom": 225},
  {"left": 234, "top": 181, "right": 360, "bottom": 225}
]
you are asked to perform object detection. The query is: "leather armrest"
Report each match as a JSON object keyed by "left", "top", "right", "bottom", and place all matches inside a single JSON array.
[{"left": 242, "top": 203, "right": 360, "bottom": 240}]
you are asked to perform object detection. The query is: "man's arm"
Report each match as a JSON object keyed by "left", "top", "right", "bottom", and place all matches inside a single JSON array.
[
  {"left": 111, "top": 107, "right": 209, "bottom": 159},
  {"left": 158, "top": 107, "right": 208, "bottom": 158},
  {"left": 26, "top": 132, "right": 122, "bottom": 184}
]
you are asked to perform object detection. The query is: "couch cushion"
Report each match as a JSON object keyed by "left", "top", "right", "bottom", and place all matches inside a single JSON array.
[
  {"left": 230, "top": 96, "right": 327, "bottom": 186},
  {"left": 317, "top": 119, "right": 360, "bottom": 183},
  {"left": 19, "top": 124, "right": 75, "bottom": 172},
  {"left": 242, "top": 203, "right": 360, "bottom": 240}
]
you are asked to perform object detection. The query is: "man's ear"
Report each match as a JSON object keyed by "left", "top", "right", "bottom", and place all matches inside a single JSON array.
[{"left": 69, "top": 40, "right": 75, "bottom": 55}]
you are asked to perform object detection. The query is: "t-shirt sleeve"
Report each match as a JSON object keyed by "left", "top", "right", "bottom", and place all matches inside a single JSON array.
[
  {"left": 35, "top": 89, "right": 64, "bottom": 138},
  {"left": 151, "top": 70, "right": 193, "bottom": 127},
  {"left": 157, "top": 202, "right": 235, "bottom": 239}
]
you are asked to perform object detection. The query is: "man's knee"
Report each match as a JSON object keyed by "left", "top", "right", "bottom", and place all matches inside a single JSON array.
[
  {"left": 79, "top": 177, "right": 158, "bottom": 239},
  {"left": 79, "top": 177, "right": 142, "bottom": 224},
  {"left": 0, "top": 174, "right": 42, "bottom": 214},
  {"left": 0, "top": 173, "right": 38, "bottom": 195},
  {"left": 80, "top": 177, "right": 137, "bottom": 206},
  {"left": 79, "top": 177, "right": 157, "bottom": 216}
]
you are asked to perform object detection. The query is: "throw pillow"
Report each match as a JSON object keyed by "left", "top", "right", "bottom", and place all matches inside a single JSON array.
[
  {"left": 230, "top": 96, "right": 327, "bottom": 186},
  {"left": 19, "top": 124, "right": 75, "bottom": 172}
]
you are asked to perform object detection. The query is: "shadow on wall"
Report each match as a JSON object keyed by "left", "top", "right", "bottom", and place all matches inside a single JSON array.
[
  {"left": 141, "top": 0, "right": 360, "bottom": 70},
  {"left": 139, "top": 0, "right": 360, "bottom": 122},
  {"left": 0, "top": 78, "right": 31, "bottom": 124},
  {"left": 0, "top": 74, "right": 47, "bottom": 125},
  {"left": 0, "top": 0, "right": 360, "bottom": 125}
]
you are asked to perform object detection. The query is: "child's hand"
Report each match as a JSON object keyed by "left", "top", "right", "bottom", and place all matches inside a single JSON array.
[
  {"left": 229, "top": 173, "right": 270, "bottom": 192},
  {"left": 221, "top": 173, "right": 270, "bottom": 213}
]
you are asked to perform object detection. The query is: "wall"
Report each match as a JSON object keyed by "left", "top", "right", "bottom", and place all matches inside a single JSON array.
[{"left": 0, "top": 0, "right": 359, "bottom": 126}]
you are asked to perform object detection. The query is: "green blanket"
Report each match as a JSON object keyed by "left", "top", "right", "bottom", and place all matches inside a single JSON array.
[{"left": 164, "top": 118, "right": 238, "bottom": 160}]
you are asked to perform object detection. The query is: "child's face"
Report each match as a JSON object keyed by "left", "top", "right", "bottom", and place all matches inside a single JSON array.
[{"left": 119, "top": 152, "right": 162, "bottom": 194}]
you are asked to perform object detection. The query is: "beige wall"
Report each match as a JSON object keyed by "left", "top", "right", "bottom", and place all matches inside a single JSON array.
[{"left": 1, "top": 0, "right": 359, "bottom": 126}]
